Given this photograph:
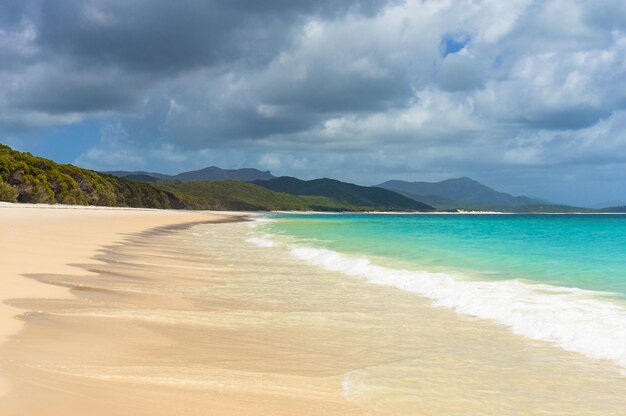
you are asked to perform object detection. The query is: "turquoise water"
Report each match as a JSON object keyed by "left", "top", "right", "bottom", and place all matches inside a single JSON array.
[
  {"left": 264, "top": 214, "right": 626, "bottom": 298},
  {"left": 252, "top": 213, "right": 626, "bottom": 368}
]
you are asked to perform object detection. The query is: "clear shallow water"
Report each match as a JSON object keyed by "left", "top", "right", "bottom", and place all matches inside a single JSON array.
[
  {"left": 253, "top": 214, "right": 626, "bottom": 369},
  {"left": 265, "top": 214, "right": 626, "bottom": 296}
]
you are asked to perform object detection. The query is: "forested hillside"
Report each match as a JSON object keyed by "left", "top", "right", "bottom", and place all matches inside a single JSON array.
[
  {"left": 0, "top": 144, "right": 183, "bottom": 208},
  {"left": 0, "top": 144, "right": 428, "bottom": 212},
  {"left": 255, "top": 177, "right": 433, "bottom": 211},
  {"left": 155, "top": 180, "right": 366, "bottom": 211}
]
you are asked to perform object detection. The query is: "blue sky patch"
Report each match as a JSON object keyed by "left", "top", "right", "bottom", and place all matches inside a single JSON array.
[
  {"left": 18, "top": 120, "right": 101, "bottom": 164},
  {"left": 441, "top": 33, "right": 471, "bottom": 57}
]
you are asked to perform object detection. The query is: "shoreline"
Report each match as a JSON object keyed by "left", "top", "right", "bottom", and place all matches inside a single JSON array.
[
  {"left": 2, "top": 203, "right": 626, "bottom": 415},
  {"left": 259, "top": 213, "right": 626, "bottom": 371},
  {"left": 0, "top": 203, "right": 247, "bottom": 396},
  {"left": 271, "top": 210, "right": 626, "bottom": 215},
  {"left": 1, "top": 208, "right": 625, "bottom": 414}
]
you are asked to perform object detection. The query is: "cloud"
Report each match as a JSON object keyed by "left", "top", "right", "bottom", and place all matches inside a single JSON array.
[
  {"left": 1, "top": 0, "right": 625, "bottom": 204},
  {"left": 0, "top": 0, "right": 393, "bottom": 119}
]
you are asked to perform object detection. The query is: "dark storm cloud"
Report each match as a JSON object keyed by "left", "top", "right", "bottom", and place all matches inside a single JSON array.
[
  {"left": 34, "top": 0, "right": 394, "bottom": 74},
  {"left": 257, "top": 63, "right": 413, "bottom": 113},
  {"left": 0, "top": 0, "right": 30, "bottom": 27},
  {"left": 520, "top": 107, "right": 612, "bottom": 131},
  {"left": 2, "top": 0, "right": 626, "bottom": 206},
  {"left": 0, "top": 0, "right": 394, "bottom": 118},
  {"left": 10, "top": 65, "right": 153, "bottom": 114},
  {"left": 105, "top": 73, "right": 324, "bottom": 149}
]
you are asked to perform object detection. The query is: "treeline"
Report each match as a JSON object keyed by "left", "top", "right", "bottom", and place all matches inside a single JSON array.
[{"left": 0, "top": 144, "right": 183, "bottom": 208}]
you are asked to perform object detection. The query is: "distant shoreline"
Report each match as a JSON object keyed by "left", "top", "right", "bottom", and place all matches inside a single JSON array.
[
  {"left": 2, "top": 202, "right": 625, "bottom": 215},
  {"left": 271, "top": 210, "right": 626, "bottom": 215}
]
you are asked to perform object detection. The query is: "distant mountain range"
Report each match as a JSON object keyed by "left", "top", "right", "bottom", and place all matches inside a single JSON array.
[
  {"left": 377, "top": 177, "right": 543, "bottom": 209},
  {"left": 599, "top": 205, "right": 626, "bottom": 213},
  {"left": 588, "top": 200, "right": 626, "bottom": 209},
  {"left": 101, "top": 166, "right": 626, "bottom": 213},
  {"left": 254, "top": 177, "right": 433, "bottom": 211},
  {"left": 3, "top": 143, "right": 622, "bottom": 213},
  {"left": 106, "top": 167, "right": 275, "bottom": 183},
  {"left": 0, "top": 144, "right": 429, "bottom": 212}
]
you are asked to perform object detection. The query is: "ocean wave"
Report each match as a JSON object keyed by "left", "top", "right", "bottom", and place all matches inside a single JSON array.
[
  {"left": 288, "top": 245, "right": 626, "bottom": 370},
  {"left": 245, "top": 235, "right": 275, "bottom": 247}
]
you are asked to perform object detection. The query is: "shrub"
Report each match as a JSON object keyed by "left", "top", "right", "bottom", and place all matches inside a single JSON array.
[{"left": 0, "top": 180, "right": 19, "bottom": 202}]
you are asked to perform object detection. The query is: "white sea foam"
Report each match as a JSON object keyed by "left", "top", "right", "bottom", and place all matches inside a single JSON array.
[
  {"left": 289, "top": 245, "right": 626, "bottom": 370},
  {"left": 245, "top": 235, "right": 275, "bottom": 247},
  {"left": 245, "top": 218, "right": 277, "bottom": 246},
  {"left": 242, "top": 223, "right": 626, "bottom": 370},
  {"left": 247, "top": 217, "right": 275, "bottom": 229}
]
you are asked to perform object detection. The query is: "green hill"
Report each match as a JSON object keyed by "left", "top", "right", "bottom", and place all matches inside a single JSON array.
[
  {"left": 154, "top": 180, "right": 369, "bottom": 211},
  {"left": 254, "top": 177, "right": 434, "bottom": 211},
  {"left": 121, "top": 173, "right": 161, "bottom": 183},
  {"left": 6, "top": 144, "right": 596, "bottom": 214},
  {"left": 0, "top": 144, "right": 430, "bottom": 212},
  {"left": 0, "top": 144, "right": 183, "bottom": 208},
  {"left": 378, "top": 177, "right": 541, "bottom": 208},
  {"left": 598, "top": 205, "right": 626, "bottom": 213},
  {"left": 375, "top": 177, "right": 598, "bottom": 212},
  {"left": 105, "top": 166, "right": 275, "bottom": 182}
]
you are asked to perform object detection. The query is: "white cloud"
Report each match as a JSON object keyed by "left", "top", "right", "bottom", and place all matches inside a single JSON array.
[{"left": 1, "top": 0, "right": 625, "bottom": 203}]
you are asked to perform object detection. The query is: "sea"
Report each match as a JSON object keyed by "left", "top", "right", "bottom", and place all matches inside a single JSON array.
[
  {"left": 6, "top": 213, "right": 626, "bottom": 415},
  {"left": 250, "top": 213, "right": 626, "bottom": 370}
]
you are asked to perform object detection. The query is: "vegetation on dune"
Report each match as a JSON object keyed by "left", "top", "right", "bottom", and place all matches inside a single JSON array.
[
  {"left": 0, "top": 144, "right": 183, "bottom": 208},
  {"left": 0, "top": 180, "right": 19, "bottom": 202}
]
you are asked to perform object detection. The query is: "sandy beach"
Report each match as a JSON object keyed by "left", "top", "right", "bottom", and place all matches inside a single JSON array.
[
  {"left": 1, "top": 205, "right": 626, "bottom": 415},
  {"left": 0, "top": 204, "right": 242, "bottom": 401}
]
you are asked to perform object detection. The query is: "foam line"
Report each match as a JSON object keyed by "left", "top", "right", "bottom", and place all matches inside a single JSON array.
[{"left": 289, "top": 245, "right": 626, "bottom": 370}]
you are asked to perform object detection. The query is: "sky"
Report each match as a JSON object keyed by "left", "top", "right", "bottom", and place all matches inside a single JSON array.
[{"left": 1, "top": 0, "right": 625, "bottom": 207}]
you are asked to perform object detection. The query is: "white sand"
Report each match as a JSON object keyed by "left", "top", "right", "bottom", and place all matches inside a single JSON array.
[{"left": 0, "top": 203, "right": 242, "bottom": 396}]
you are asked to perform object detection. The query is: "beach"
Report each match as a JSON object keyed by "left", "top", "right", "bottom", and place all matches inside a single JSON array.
[
  {"left": 0, "top": 204, "right": 245, "bottom": 412},
  {"left": 1, "top": 206, "right": 625, "bottom": 415}
]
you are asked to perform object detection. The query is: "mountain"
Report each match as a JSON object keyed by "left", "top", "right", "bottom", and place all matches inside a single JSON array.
[
  {"left": 391, "top": 191, "right": 458, "bottom": 209},
  {"left": 172, "top": 166, "right": 275, "bottom": 182},
  {"left": 254, "top": 176, "right": 434, "bottom": 211},
  {"left": 105, "top": 170, "right": 171, "bottom": 181},
  {"left": 589, "top": 200, "right": 626, "bottom": 209},
  {"left": 5, "top": 144, "right": 605, "bottom": 213},
  {"left": 597, "top": 205, "right": 626, "bottom": 213},
  {"left": 105, "top": 166, "right": 275, "bottom": 183},
  {"left": 0, "top": 144, "right": 428, "bottom": 212},
  {"left": 377, "top": 177, "right": 541, "bottom": 208},
  {"left": 155, "top": 180, "right": 375, "bottom": 212},
  {"left": 0, "top": 144, "right": 184, "bottom": 208},
  {"left": 120, "top": 173, "right": 161, "bottom": 183}
]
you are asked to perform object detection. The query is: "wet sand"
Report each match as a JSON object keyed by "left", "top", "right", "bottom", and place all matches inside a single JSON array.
[{"left": 1, "top": 209, "right": 626, "bottom": 415}]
